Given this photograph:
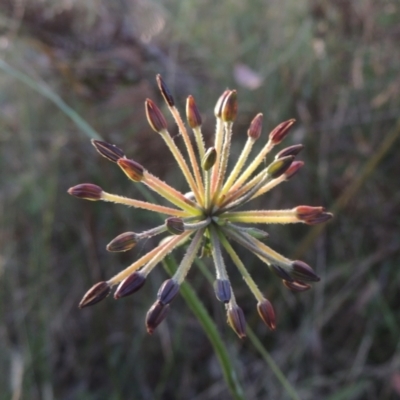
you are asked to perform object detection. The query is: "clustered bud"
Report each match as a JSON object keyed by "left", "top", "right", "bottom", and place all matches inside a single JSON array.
[
  {"left": 92, "top": 140, "right": 125, "bottom": 162},
  {"left": 214, "top": 279, "right": 231, "bottom": 303},
  {"left": 114, "top": 272, "right": 146, "bottom": 299},
  {"left": 79, "top": 281, "right": 111, "bottom": 308},
  {"left": 107, "top": 232, "right": 138, "bottom": 252},
  {"left": 69, "top": 74, "right": 333, "bottom": 339},
  {"left": 117, "top": 158, "right": 144, "bottom": 182},
  {"left": 68, "top": 183, "right": 102, "bottom": 201},
  {"left": 227, "top": 304, "right": 246, "bottom": 339}
]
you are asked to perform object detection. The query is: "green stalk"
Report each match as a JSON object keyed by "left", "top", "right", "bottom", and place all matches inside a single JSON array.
[
  {"left": 163, "top": 256, "right": 245, "bottom": 400},
  {"left": 0, "top": 59, "right": 102, "bottom": 140}
]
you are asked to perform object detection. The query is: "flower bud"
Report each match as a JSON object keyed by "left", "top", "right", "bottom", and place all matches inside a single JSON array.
[
  {"left": 295, "top": 206, "right": 333, "bottom": 225},
  {"left": 214, "top": 279, "right": 231, "bottom": 303},
  {"left": 257, "top": 298, "right": 276, "bottom": 330},
  {"left": 214, "top": 90, "right": 230, "bottom": 118},
  {"left": 114, "top": 272, "right": 146, "bottom": 299},
  {"left": 284, "top": 160, "right": 304, "bottom": 180},
  {"left": 117, "top": 158, "right": 144, "bottom": 182},
  {"left": 157, "top": 279, "right": 180, "bottom": 305},
  {"left": 91, "top": 140, "right": 125, "bottom": 163},
  {"left": 227, "top": 304, "right": 246, "bottom": 339},
  {"left": 68, "top": 183, "right": 102, "bottom": 201},
  {"left": 247, "top": 113, "right": 263, "bottom": 140},
  {"left": 291, "top": 260, "right": 320, "bottom": 282},
  {"left": 156, "top": 74, "right": 175, "bottom": 106},
  {"left": 275, "top": 144, "right": 304, "bottom": 159},
  {"left": 165, "top": 217, "right": 185, "bottom": 235},
  {"left": 221, "top": 90, "right": 238, "bottom": 122},
  {"left": 146, "top": 301, "right": 170, "bottom": 334},
  {"left": 186, "top": 95, "right": 202, "bottom": 128},
  {"left": 202, "top": 147, "right": 217, "bottom": 171},
  {"left": 266, "top": 156, "right": 295, "bottom": 179},
  {"left": 145, "top": 99, "right": 168, "bottom": 132},
  {"left": 106, "top": 232, "right": 138, "bottom": 252},
  {"left": 269, "top": 119, "right": 296, "bottom": 144},
  {"left": 79, "top": 281, "right": 110, "bottom": 308},
  {"left": 283, "top": 280, "right": 311, "bottom": 292}
]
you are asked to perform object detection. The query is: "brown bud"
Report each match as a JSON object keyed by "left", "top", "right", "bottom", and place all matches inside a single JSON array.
[
  {"left": 247, "top": 113, "right": 263, "bottom": 140},
  {"left": 202, "top": 147, "right": 217, "bottom": 171},
  {"left": 284, "top": 160, "right": 304, "bottom": 180},
  {"left": 269, "top": 119, "right": 296, "bottom": 145},
  {"left": 186, "top": 95, "right": 202, "bottom": 128},
  {"left": 146, "top": 301, "right": 170, "bottom": 334},
  {"left": 214, "top": 279, "right": 231, "bottom": 303},
  {"left": 221, "top": 90, "right": 238, "bottom": 122},
  {"left": 117, "top": 158, "right": 144, "bottom": 182},
  {"left": 291, "top": 260, "right": 320, "bottom": 282},
  {"left": 79, "top": 281, "right": 110, "bottom": 308},
  {"left": 106, "top": 232, "right": 138, "bottom": 252},
  {"left": 165, "top": 217, "right": 185, "bottom": 235},
  {"left": 227, "top": 304, "right": 246, "bottom": 339},
  {"left": 157, "top": 279, "right": 180, "bottom": 305},
  {"left": 283, "top": 280, "right": 311, "bottom": 292},
  {"left": 68, "top": 183, "right": 102, "bottom": 201},
  {"left": 275, "top": 144, "right": 304, "bottom": 159},
  {"left": 156, "top": 74, "right": 175, "bottom": 107},
  {"left": 257, "top": 298, "right": 276, "bottom": 330},
  {"left": 114, "top": 272, "right": 146, "bottom": 299},
  {"left": 295, "top": 206, "right": 333, "bottom": 225},
  {"left": 214, "top": 90, "right": 231, "bottom": 118},
  {"left": 270, "top": 264, "right": 294, "bottom": 282},
  {"left": 266, "top": 155, "right": 295, "bottom": 179},
  {"left": 91, "top": 140, "right": 125, "bottom": 163},
  {"left": 145, "top": 99, "right": 168, "bottom": 132}
]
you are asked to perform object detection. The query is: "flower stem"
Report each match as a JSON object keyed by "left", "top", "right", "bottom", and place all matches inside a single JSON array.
[{"left": 163, "top": 256, "right": 246, "bottom": 400}]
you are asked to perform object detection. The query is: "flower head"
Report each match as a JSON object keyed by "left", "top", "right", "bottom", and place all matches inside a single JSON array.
[{"left": 68, "top": 75, "right": 333, "bottom": 338}]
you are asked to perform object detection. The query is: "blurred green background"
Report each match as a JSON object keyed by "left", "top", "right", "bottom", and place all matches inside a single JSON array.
[{"left": 1, "top": 0, "right": 400, "bottom": 399}]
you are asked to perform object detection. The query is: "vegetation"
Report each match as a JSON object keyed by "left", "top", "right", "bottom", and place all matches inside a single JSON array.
[{"left": 0, "top": 1, "right": 399, "bottom": 399}]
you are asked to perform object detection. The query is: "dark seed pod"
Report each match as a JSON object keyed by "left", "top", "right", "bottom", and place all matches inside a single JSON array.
[
  {"left": 146, "top": 301, "right": 170, "bottom": 334},
  {"left": 114, "top": 272, "right": 146, "bottom": 299},
  {"left": 79, "top": 281, "right": 110, "bottom": 308},
  {"left": 157, "top": 279, "right": 180, "bottom": 305},
  {"left": 214, "top": 279, "right": 231, "bottom": 303}
]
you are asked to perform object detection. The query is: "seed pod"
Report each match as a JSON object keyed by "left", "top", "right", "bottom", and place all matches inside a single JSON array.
[
  {"left": 156, "top": 74, "right": 175, "bottom": 106},
  {"left": 146, "top": 301, "right": 170, "bottom": 334},
  {"left": 291, "top": 260, "right": 320, "bottom": 282},
  {"left": 284, "top": 160, "right": 304, "bottom": 180},
  {"left": 165, "top": 217, "right": 185, "bottom": 235},
  {"left": 157, "top": 279, "right": 180, "bottom": 305},
  {"left": 283, "top": 280, "right": 311, "bottom": 292},
  {"left": 145, "top": 99, "right": 168, "bottom": 133},
  {"left": 114, "top": 272, "right": 146, "bottom": 299},
  {"left": 227, "top": 304, "right": 246, "bottom": 339},
  {"left": 91, "top": 140, "right": 125, "bottom": 162},
  {"left": 221, "top": 90, "right": 238, "bottom": 122},
  {"left": 266, "top": 156, "right": 295, "bottom": 179},
  {"left": 117, "top": 159, "right": 144, "bottom": 182},
  {"left": 186, "top": 95, "right": 202, "bottom": 128},
  {"left": 106, "top": 232, "right": 138, "bottom": 252},
  {"left": 79, "top": 281, "right": 110, "bottom": 308},
  {"left": 247, "top": 113, "right": 263, "bottom": 140},
  {"left": 214, "top": 90, "right": 231, "bottom": 118},
  {"left": 275, "top": 144, "right": 304, "bottom": 159},
  {"left": 214, "top": 279, "right": 231, "bottom": 303},
  {"left": 269, "top": 119, "right": 296, "bottom": 145},
  {"left": 257, "top": 298, "right": 276, "bottom": 330},
  {"left": 202, "top": 147, "right": 217, "bottom": 171},
  {"left": 68, "top": 183, "right": 102, "bottom": 201}
]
